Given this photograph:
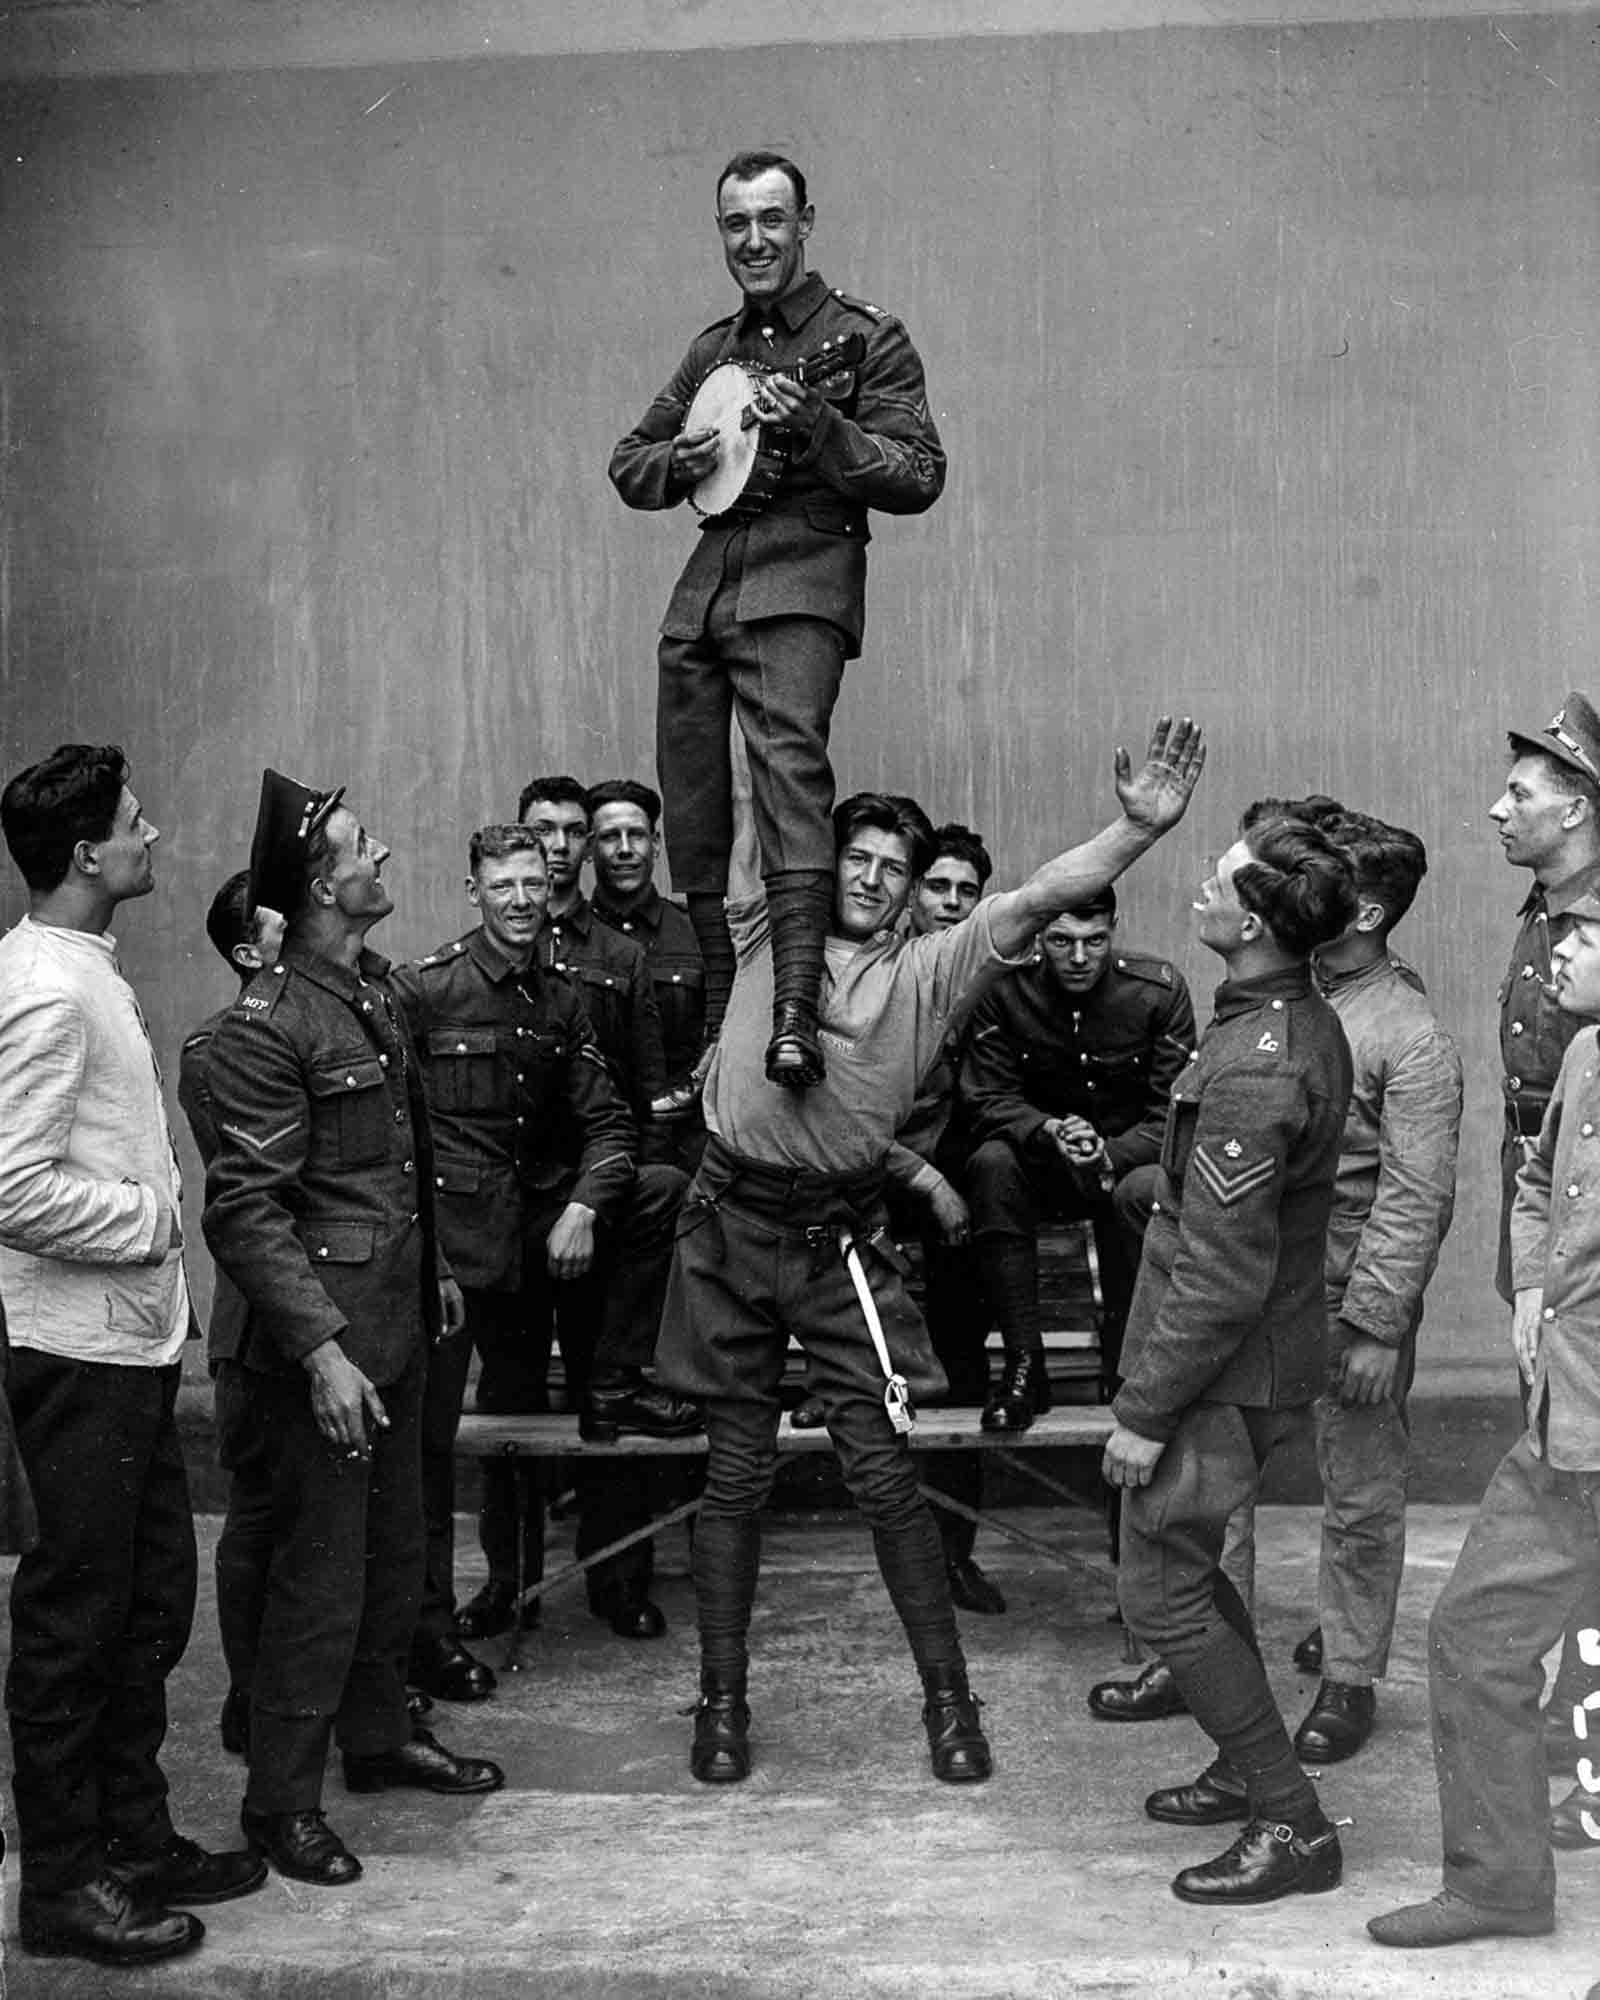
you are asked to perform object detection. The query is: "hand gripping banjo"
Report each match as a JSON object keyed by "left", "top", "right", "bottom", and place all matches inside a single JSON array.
[{"left": 683, "top": 332, "right": 865, "bottom": 522}]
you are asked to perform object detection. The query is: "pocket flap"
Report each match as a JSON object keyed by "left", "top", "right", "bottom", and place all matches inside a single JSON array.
[
  {"left": 428, "top": 1028, "right": 497, "bottom": 1058},
  {"left": 433, "top": 1160, "right": 481, "bottom": 1196},
  {"left": 308, "top": 1056, "right": 387, "bottom": 1097},
  {"left": 303, "top": 1221, "right": 377, "bottom": 1264}
]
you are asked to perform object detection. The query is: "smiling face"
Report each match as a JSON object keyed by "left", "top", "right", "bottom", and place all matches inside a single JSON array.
[
  {"left": 1489, "top": 753, "right": 1589, "bottom": 877},
  {"left": 590, "top": 801, "right": 659, "bottom": 904},
  {"left": 717, "top": 167, "right": 813, "bottom": 305},
  {"left": 317, "top": 805, "right": 393, "bottom": 927},
  {"left": 834, "top": 824, "right": 916, "bottom": 941},
  {"left": 910, "top": 856, "right": 981, "bottom": 935},
  {"left": 88, "top": 784, "right": 160, "bottom": 903},
  {"left": 1550, "top": 914, "right": 1600, "bottom": 1018},
  {"left": 469, "top": 846, "right": 549, "bottom": 962},
  {"left": 1040, "top": 909, "right": 1116, "bottom": 997}
]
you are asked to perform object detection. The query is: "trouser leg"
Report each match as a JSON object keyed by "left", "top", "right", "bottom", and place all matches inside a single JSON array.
[
  {"left": 591, "top": 1164, "right": 687, "bottom": 1378},
  {"left": 413, "top": 1302, "right": 483, "bottom": 1652},
  {"left": 336, "top": 1355, "right": 425, "bottom": 1759},
  {"left": 474, "top": 1282, "right": 553, "bottom": 1592},
  {"left": 558, "top": 1269, "right": 653, "bottom": 1604},
  {"left": 1119, "top": 1403, "right": 1318, "bottom": 1824},
  {"left": 1314, "top": 1368, "right": 1410, "bottom": 1685},
  {"left": 214, "top": 1360, "right": 274, "bottom": 1699},
  {"left": 7, "top": 1353, "right": 195, "bottom": 1895},
  {"left": 919, "top": 1234, "right": 990, "bottom": 1564},
  {"left": 1430, "top": 1435, "right": 1599, "bottom": 1914},
  {"left": 968, "top": 1138, "right": 1043, "bottom": 1361},
  {"left": 697, "top": 1396, "right": 783, "bottom": 1682}
]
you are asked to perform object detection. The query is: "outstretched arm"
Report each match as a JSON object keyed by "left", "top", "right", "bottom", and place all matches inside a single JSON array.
[{"left": 985, "top": 717, "right": 1206, "bottom": 962}]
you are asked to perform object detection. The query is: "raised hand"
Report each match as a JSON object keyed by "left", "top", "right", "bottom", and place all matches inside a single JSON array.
[{"left": 1113, "top": 716, "right": 1206, "bottom": 836}]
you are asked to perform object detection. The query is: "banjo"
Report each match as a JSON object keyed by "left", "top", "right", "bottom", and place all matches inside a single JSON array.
[{"left": 683, "top": 332, "right": 865, "bottom": 522}]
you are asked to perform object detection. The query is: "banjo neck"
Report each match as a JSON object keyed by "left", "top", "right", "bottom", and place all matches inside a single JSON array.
[{"left": 734, "top": 332, "right": 866, "bottom": 430}]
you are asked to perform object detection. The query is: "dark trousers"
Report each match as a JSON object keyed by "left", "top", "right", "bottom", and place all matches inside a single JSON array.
[
  {"left": 213, "top": 1359, "right": 274, "bottom": 1701},
  {"left": 6, "top": 1351, "right": 198, "bottom": 1894},
  {"left": 1430, "top": 1432, "right": 1600, "bottom": 1914},
  {"left": 657, "top": 1189, "right": 962, "bottom": 1687},
  {"left": 1119, "top": 1402, "right": 1318, "bottom": 1822},
  {"left": 657, "top": 567, "right": 846, "bottom": 892},
  {"left": 969, "top": 1137, "right": 1144, "bottom": 1389},
  {"left": 226, "top": 1353, "right": 424, "bottom": 1814}
]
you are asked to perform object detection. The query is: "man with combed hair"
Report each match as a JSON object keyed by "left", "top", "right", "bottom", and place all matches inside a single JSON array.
[
  {"left": 655, "top": 719, "right": 1204, "bottom": 1792},
  {"left": 1368, "top": 887, "right": 1600, "bottom": 1950},
  {"left": 1102, "top": 809, "right": 1356, "bottom": 1908},
  {"left": 610, "top": 150, "right": 945, "bottom": 1091},
  {"left": 0, "top": 746, "right": 264, "bottom": 1968}
]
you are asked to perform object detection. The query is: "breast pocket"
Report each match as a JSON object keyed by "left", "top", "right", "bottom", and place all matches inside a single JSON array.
[
  {"left": 426, "top": 1027, "right": 500, "bottom": 1113},
  {"left": 308, "top": 1057, "right": 391, "bottom": 1168}
]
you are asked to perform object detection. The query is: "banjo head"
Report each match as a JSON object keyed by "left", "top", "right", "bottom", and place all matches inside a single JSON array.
[{"left": 684, "top": 360, "right": 760, "bottom": 519}]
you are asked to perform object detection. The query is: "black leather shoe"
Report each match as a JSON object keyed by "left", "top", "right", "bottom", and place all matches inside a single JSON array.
[
  {"left": 980, "top": 1349, "right": 1051, "bottom": 1433},
  {"left": 106, "top": 1831, "right": 266, "bottom": 1906},
  {"left": 789, "top": 1394, "right": 827, "bottom": 1430},
  {"left": 1145, "top": 1764, "right": 1250, "bottom": 1826},
  {"left": 764, "top": 1001, "right": 826, "bottom": 1089},
  {"left": 1292, "top": 1624, "right": 1324, "bottom": 1674},
  {"left": 408, "top": 1633, "right": 497, "bottom": 1703},
  {"left": 591, "top": 1592, "right": 667, "bottom": 1641},
  {"left": 19, "top": 1876, "right": 204, "bottom": 1965},
  {"left": 343, "top": 1725, "right": 504, "bottom": 1796},
  {"left": 1293, "top": 1679, "right": 1375, "bottom": 1764},
  {"left": 1368, "top": 1889, "right": 1555, "bottom": 1946},
  {"left": 1550, "top": 1782, "right": 1600, "bottom": 1850},
  {"left": 946, "top": 1556, "right": 1007, "bottom": 1616},
  {"left": 242, "top": 1806, "right": 362, "bottom": 1885},
  {"left": 579, "top": 1375, "right": 702, "bottom": 1443},
  {"left": 691, "top": 1689, "right": 752, "bottom": 1784},
  {"left": 923, "top": 1675, "right": 992, "bottom": 1783},
  {"left": 1172, "top": 1817, "right": 1343, "bottom": 1905},
  {"left": 220, "top": 1686, "right": 250, "bottom": 1756},
  {"left": 457, "top": 1580, "right": 540, "bottom": 1640},
  {"left": 1087, "top": 1658, "right": 1189, "bottom": 1723}
]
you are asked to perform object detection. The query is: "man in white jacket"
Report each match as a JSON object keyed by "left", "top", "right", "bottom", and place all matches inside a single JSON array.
[{"left": 0, "top": 744, "right": 263, "bottom": 1969}]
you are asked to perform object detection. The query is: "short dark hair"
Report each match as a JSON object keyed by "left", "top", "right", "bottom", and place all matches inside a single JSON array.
[
  {"left": 585, "top": 779, "right": 662, "bottom": 830},
  {"left": 1233, "top": 817, "right": 1359, "bottom": 958},
  {"left": 1056, "top": 885, "right": 1118, "bottom": 924},
  {"left": 716, "top": 151, "right": 807, "bottom": 212},
  {"left": 470, "top": 823, "right": 547, "bottom": 875},
  {"left": 1, "top": 743, "right": 128, "bottom": 892},
  {"left": 833, "top": 791, "right": 935, "bottom": 878},
  {"left": 924, "top": 822, "right": 993, "bottom": 890},
  {"left": 517, "top": 774, "right": 589, "bottom": 823},
  {"left": 205, "top": 869, "right": 256, "bottom": 968},
  {"left": 1320, "top": 809, "right": 1428, "bottom": 935},
  {"left": 1238, "top": 793, "right": 1345, "bottom": 834}
]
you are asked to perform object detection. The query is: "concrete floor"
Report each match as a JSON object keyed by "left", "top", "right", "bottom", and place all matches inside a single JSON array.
[{"left": 2, "top": 1503, "right": 1598, "bottom": 2000}]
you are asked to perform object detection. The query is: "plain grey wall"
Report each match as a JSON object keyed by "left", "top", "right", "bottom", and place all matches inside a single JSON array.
[{"left": 3, "top": 12, "right": 1598, "bottom": 1365}]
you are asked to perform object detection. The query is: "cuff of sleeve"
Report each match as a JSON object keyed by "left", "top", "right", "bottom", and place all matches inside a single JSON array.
[
  {"left": 906, "top": 1160, "right": 944, "bottom": 1200},
  {"left": 792, "top": 402, "right": 841, "bottom": 471},
  {"left": 1109, "top": 1392, "right": 1175, "bottom": 1444}
]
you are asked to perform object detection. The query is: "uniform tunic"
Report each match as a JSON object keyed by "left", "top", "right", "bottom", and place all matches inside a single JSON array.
[
  {"left": 610, "top": 271, "right": 945, "bottom": 891},
  {"left": 538, "top": 894, "right": 665, "bottom": 1123}
]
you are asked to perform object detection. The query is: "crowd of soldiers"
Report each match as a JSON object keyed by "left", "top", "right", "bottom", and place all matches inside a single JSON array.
[{"left": 0, "top": 695, "right": 1596, "bottom": 1971}]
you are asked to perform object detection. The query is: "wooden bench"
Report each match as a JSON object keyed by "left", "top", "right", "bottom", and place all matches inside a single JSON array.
[{"left": 453, "top": 1404, "right": 1118, "bottom": 1662}]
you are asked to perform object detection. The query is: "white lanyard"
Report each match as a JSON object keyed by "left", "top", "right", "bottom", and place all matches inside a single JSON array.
[{"left": 837, "top": 1227, "right": 915, "bottom": 1436}]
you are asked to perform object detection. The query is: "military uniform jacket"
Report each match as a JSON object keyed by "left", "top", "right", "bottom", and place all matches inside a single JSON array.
[
  {"left": 608, "top": 271, "right": 945, "bottom": 659},
  {"left": 1114, "top": 964, "right": 1353, "bottom": 1442},
  {"left": 538, "top": 895, "right": 666, "bottom": 1120},
  {"left": 958, "top": 951, "right": 1196, "bottom": 1177},
  {"left": 591, "top": 886, "right": 706, "bottom": 1093},
  {"left": 178, "top": 1006, "right": 249, "bottom": 1366},
  {"left": 1500, "top": 859, "right": 1600, "bottom": 1135},
  {"left": 200, "top": 942, "right": 447, "bottom": 1385},
  {"left": 390, "top": 927, "right": 636, "bottom": 1295}
]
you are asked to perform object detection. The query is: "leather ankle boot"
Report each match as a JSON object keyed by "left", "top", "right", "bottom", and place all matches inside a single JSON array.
[
  {"left": 922, "top": 1671, "right": 992, "bottom": 1783},
  {"left": 690, "top": 1680, "right": 751, "bottom": 1784},
  {"left": 981, "top": 1349, "right": 1051, "bottom": 1433}
]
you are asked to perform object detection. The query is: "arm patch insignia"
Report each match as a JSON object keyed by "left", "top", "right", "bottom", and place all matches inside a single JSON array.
[{"left": 1191, "top": 1144, "right": 1275, "bottom": 1207}]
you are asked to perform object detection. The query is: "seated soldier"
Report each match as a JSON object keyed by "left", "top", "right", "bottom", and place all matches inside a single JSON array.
[
  {"left": 391, "top": 825, "right": 695, "bottom": 1683},
  {"left": 960, "top": 886, "right": 1196, "bottom": 1431}
]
